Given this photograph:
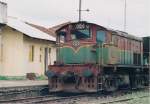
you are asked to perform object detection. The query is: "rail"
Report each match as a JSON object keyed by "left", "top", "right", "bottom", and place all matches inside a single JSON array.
[{"left": 0, "top": 88, "right": 148, "bottom": 104}]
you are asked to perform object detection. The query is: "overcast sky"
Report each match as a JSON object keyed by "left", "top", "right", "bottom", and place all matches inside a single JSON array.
[{"left": 1, "top": 0, "right": 149, "bottom": 37}]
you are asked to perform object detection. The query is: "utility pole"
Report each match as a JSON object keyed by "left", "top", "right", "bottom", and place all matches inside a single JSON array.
[
  {"left": 78, "top": 0, "right": 89, "bottom": 21},
  {"left": 79, "top": 0, "right": 82, "bottom": 21},
  {"left": 124, "top": 0, "right": 127, "bottom": 32}
]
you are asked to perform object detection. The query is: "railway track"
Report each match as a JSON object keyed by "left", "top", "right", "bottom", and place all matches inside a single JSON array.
[
  {"left": 99, "top": 95, "right": 149, "bottom": 104},
  {"left": 0, "top": 88, "right": 149, "bottom": 104},
  {"left": 36, "top": 90, "right": 149, "bottom": 104},
  {"left": 0, "top": 86, "right": 49, "bottom": 101},
  {"left": 0, "top": 95, "right": 55, "bottom": 103}
]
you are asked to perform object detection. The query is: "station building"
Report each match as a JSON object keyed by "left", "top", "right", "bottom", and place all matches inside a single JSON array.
[{"left": 0, "top": 17, "right": 56, "bottom": 76}]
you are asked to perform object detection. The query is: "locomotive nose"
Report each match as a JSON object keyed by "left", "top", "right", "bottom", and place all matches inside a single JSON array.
[{"left": 62, "top": 71, "right": 76, "bottom": 84}]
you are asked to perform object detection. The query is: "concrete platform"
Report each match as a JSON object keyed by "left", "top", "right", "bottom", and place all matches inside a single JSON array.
[{"left": 0, "top": 80, "right": 48, "bottom": 88}]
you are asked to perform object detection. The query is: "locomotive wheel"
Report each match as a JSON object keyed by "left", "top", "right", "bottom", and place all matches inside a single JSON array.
[
  {"left": 143, "top": 75, "right": 149, "bottom": 86},
  {"left": 103, "top": 75, "right": 118, "bottom": 92},
  {"left": 136, "top": 75, "right": 145, "bottom": 88}
]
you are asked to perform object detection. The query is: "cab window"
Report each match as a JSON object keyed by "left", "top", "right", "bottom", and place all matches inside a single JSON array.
[
  {"left": 57, "top": 30, "right": 67, "bottom": 43},
  {"left": 96, "top": 30, "right": 106, "bottom": 42},
  {"left": 70, "top": 23, "right": 91, "bottom": 40},
  {"left": 71, "top": 28, "right": 91, "bottom": 40}
]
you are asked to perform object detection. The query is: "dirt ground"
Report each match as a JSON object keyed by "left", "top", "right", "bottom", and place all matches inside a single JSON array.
[{"left": 47, "top": 89, "right": 150, "bottom": 104}]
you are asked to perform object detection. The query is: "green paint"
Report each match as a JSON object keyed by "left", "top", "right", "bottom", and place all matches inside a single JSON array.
[
  {"left": 58, "top": 46, "right": 96, "bottom": 64},
  {"left": 96, "top": 47, "right": 109, "bottom": 64},
  {"left": 57, "top": 44, "right": 142, "bottom": 65}
]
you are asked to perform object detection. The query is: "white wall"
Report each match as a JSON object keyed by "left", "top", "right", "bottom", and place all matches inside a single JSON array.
[
  {"left": 23, "top": 37, "right": 56, "bottom": 76},
  {"left": 0, "top": 26, "right": 56, "bottom": 76},
  {"left": 1, "top": 26, "right": 24, "bottom": 76}
]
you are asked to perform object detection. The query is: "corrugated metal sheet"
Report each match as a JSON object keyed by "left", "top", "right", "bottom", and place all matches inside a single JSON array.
[
  {"left": 7, "top": 17, "right": 56, "bottom": 41},
  {"left": 0, "top": 1, "right": 7, "bottom": 24}
]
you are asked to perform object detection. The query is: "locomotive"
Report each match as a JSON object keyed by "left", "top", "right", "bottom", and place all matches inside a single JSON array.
[{"left": 46, "top": 21, "right": 149, "bottom": 92}]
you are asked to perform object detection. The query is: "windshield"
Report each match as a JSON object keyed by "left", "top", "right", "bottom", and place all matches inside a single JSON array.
[
  {"left": 57, "top": 23, "right": 92, "bottom": 42},
  {"left": 71, "top": 28, "right": 91, "bottom": 40}
]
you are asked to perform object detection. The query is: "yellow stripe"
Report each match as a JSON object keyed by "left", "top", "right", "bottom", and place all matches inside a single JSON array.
[{"left": 61, "top": 45, "right": 93, "bottom": 53}]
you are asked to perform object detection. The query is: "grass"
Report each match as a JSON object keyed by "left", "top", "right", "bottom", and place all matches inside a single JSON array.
[
  {"left": 0, "top": 76, "right": 9, "bottom": 80},
  {"left": 0, "top": 76, "right": 26, "bottom": 80},
  {"left": 36, "top": 75, "right": 48, "bottom": 80}
]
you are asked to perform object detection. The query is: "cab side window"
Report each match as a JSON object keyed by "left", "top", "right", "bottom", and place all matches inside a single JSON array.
[
  {"left": 57, "top": 31, "right": 67, "bottom": 43},
  {"left": 96, "top": 30, "right": 106, "bottom": 42}
]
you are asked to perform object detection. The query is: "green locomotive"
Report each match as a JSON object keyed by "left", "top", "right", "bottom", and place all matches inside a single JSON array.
[{"left": 46, "top": 21, "right": 149, "bottom": 92}]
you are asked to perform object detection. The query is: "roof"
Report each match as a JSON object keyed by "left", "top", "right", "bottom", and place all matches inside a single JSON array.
[
  {"left": 51, "top": 21, "right": 71, "bottom": 31},
  {"left": 7, "top": 17, "right": 56, "bottom": 41},
  {"left": 26, "top": 22, "right": 56, "bottom": 37},
  {"left": 109, "top": 29, "right": 142, "bottom": 41},
  {"left": 56, "top": 21, "right": 142, "bottom": 41}
]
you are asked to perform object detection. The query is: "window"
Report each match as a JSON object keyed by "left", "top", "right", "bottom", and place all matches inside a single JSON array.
[
  {"left": 60, "top": 35, "right": 66, "bottom": 43},
  {"left": 70, "top": 23, "right": 91, "bottom": 40},
  {"left": 71, "top": 28, "right": 91, "bottom": 40},
  {"left": 39, "top": 47, "right": 42, "bottom": 62},
  {"left": 49, "top": 48, "right": 51, "bottom": 54},
  {"left": 0, "top": 35, "right": 2, "bottom": 62},
  {"left": 96, "top": 30, "right": 106, "bottom": 42},
  {"left": 29, "top": 45, "right": 34, "bottom": 62},
  {"left": 58, "top": 30, "right": 67, "bottom": 43},
  {"left": 48, "top": 48, "right": 51, "bottom": 64},
  {"left": 0, "top": 44, "right": 3, "bottom": 62}
]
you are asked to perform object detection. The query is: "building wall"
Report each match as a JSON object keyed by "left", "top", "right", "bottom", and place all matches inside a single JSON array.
[
  {"left": 0, "top": 30, "right": 2, "bottom": 73},
  {"left": 23, "top": 36, "right": 56, "bottom": 76},
  {"left": 0, "top": 26, "right": 56, "bottom": 76},
  {"left": 0, "top": 26, "right": 24, "bottom": 76}
]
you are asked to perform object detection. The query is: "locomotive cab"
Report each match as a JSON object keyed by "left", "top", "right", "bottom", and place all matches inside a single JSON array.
[
  {"left": 56, "top": 22, "right": 97, "bottom": 65},
  {"left": 47, "top": 22, "right": 106, "bottom": 92}
]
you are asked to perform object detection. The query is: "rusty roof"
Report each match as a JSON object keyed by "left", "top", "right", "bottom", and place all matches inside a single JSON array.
[
  {"left": 50, "top": 21, "right": 71, "bottom": 31},
  {"left": 26, "top": 22, "right": 56, "bottom": 37},
  {"left": 54, "top": 21, "right": 142, "bottom": 41}
]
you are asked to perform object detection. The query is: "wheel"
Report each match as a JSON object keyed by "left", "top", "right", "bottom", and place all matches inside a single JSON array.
[
  {"left": 103, "top": 75, "right": 118, "bottom": 92},
  {"left": 136, "top": 75, "right": 145, "bottom": 88}
]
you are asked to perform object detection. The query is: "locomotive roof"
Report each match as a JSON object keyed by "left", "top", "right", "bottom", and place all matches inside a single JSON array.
[
  {"left": 56, "top": 21, "right": 142, "bottom": 41},
  {"left": 108, "top": 29, "right": 142, "bottom": 41}
]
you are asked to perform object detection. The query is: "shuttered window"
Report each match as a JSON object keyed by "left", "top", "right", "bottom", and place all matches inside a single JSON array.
[{"left": 29, "top": 45, "right": 34, "bottom": 62}]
